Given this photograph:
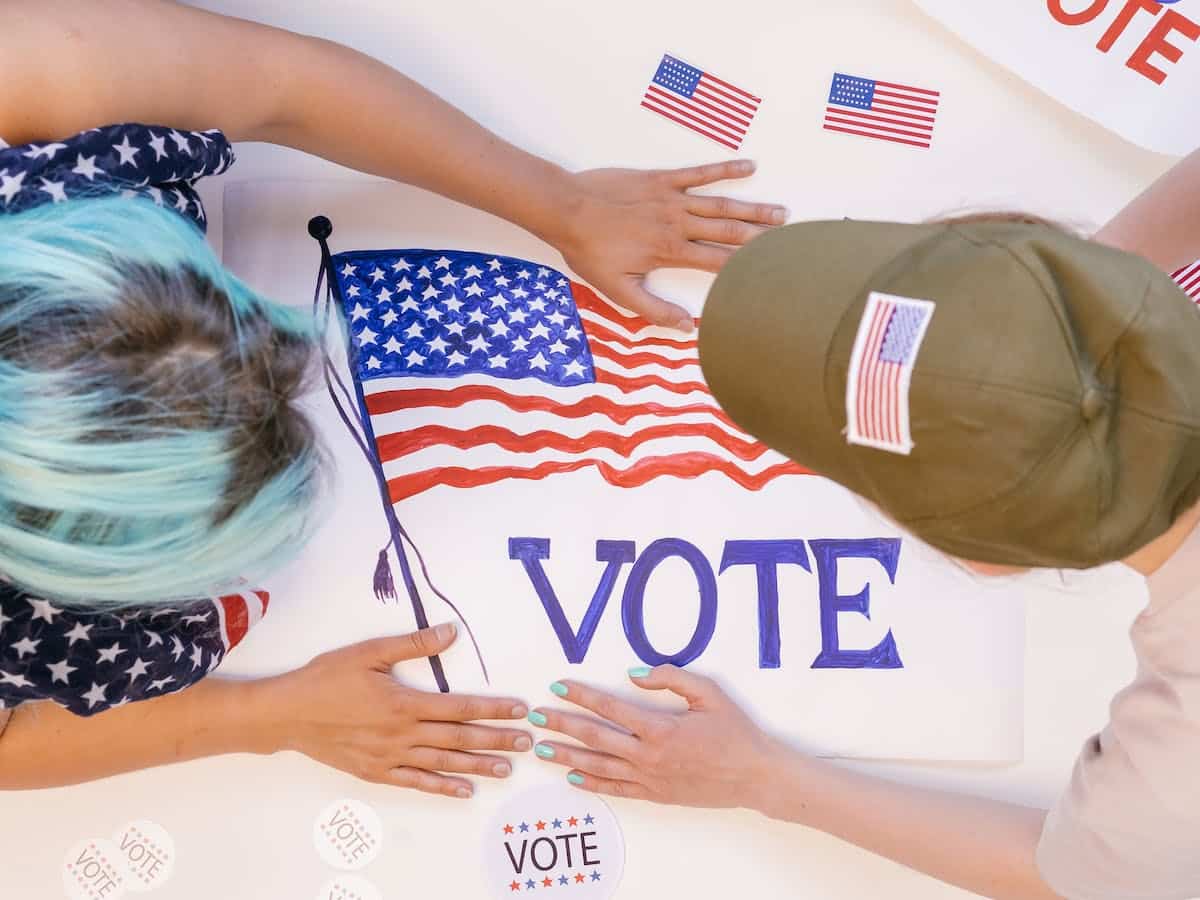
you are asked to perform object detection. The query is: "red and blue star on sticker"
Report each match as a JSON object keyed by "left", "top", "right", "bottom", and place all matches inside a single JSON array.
[{"left": 502, "top": 813, "right": 601, "bottom": 890}]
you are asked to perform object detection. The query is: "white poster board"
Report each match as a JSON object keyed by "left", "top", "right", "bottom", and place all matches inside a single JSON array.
[
  {"left": 912, "top": 0, "right": 1200, "bottom": 155},
  {"left": 221, "top": 179, "right": 1028, "bottom": 762}
]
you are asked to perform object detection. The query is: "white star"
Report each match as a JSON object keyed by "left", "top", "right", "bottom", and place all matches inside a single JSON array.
[
  {"left": 381, "top": 309, "right": 399, "bottom": 327},
  {"left": 547, "top": 310, "right": 568, "bottom": 326},
  {"left": 463, "top": 264, "right": 483, "bottom": 280},
  {"left": 144, "top": 631, "right": 163, "bottom": 648},
  {"left": 365, "top": 356, "right": 382, "bottom": 370},
  {"left": 565, "top": 325, "right": 583, "bottom": 341},
  {"left": 428, "top": 335, "right": 450, "bottom": 355},
  {"left": 9, "top": 636, "right": 39, "bottom": 659},
  {"left": 517, "top": 269, "right": 531, "bottom": 280},
  {"left": 549, "top": 339, "right": 569, "bottom": 355},
  {"left": 445, "top": 297, "right": 465, "bottom": 313},
  {"left": 417, "top": 265, "right": 432, "bottom": 280},
  {"left": 181, "top": 612, "right": 209, "bottom": 626},
  {"left": 435, "top": 256, "right": 452, "bottom": 270},
  {"left": 150, "top": 675, "right": 175, "bottom": 692},
  {"left": 169, "top": 130, "right": 192, "bottom": 153},
  {"left": 399, "top": 297, "right": 420, "bottom": 313},
  {"left": 27, "top": 597, "right": 59, "bottom": 624},
  {"left": 489, "top": 320, "right": 511, "bottom": 338},
  {"left": 467, "top": 309, "right": 488, "bottom": 325},
  {"left": 377, "top": 286, "right": 393, "bottom": 303},
  {"left": 58, "top": 620, "right": 92, "bottom": 649},
  {"left": 489, "top": 294, "right": 510, "bottom": 310},
  {"left": 445, "top": 321, "right": 466, "bottom": 337},
  {"left": 173, "top": 189, "right": 189, "bottom": 212},
  {"left": 0, "top": 671, "right": 32, "bottom": 688},
  {"left": 405, "top": 349, "right": 426, "bottom": 366},
  {"left": 464, "top": 283, "right": 484, "bottom": 298},
  {"left": 535, "top": 282, "right": 547, "bottom": 293},
  {"left": 391, "top": 258, "right": 411, "bottom": 272},
  {"left": 529, "top": 298, "right": 548, "bottom": 313},
  {"left": 341, "top": 263, "right": 357, "bottom": 277},
  {"left": 557, "top": 278, "right": 567, "bottom": 287},
  {"left": 356, "top": 326, "right": 378, "bottom": 346},
  {"left": 546, "top": 289, "right": 561, "bottom": 300},
  {"left": 46, "top": 658, "right": 77, "bottom": 684},
  {"left": 38, "top": 178, "right": 67, "bottom": 203},
  {"left": 369, "top": 267, "right": 386, "bottom": 283},
  {"left": 439, "top": 272, "right": 459, "bottom": 287},
  {"left": 385, "top": 336, "right": 405, "bottom": 354},
  {"left": 0, "top": 609, "right": 10, "bottom": 633},
  {"left": 467, "top": 335, "right": 489, "bottom": 353},
  {"left": 146, "top": 186, "right": 164, "bottom": 206},
  {"left": 22, "top": 141, "right": 67, "bottom": 160},
  {"left": 423, "top": 306, "right": 442, "bottom": 323},
  {"left": 489, "top": 354, "right": 510, "bottom": 369},
  {"left": 82, "top": 682, "right": 109, "bottom": 709},
  {"left": 147, "top": 133, "right": 168, "bottom": 160},
  {"left": 537, "top": 267, "right": 551, "bottom": 278},
  {"left": 190, "top": 644, "right": 204, "bottom": 670},
  {"left": 509, "top": 309, "right": 529, "bottom": 324},
  {"left": 96, "top": 642, "right": 126, "bottom": 664},
  {"left": 350, "top": 303, "right": 370, "bottom": 322},
  {"left": 125, "top": 657, "right": 151, "bottom": 682},
  {"left": 345, "top": 284, "right": 360, "bottom": 298},
  {"left": 0, "top": 170, "right": 27, "bottom": 205},
  {"left": 403, "top": 322, "right": 424, "bottom": 340},
  {"left": 170, "top": 635, "right": 185, "bottom": 661},
  {"left": 564, "top": 359, "right": 587, "bottom": 378},
  {"left": 446, "top": 350, "right": 468, "bottom": 366},
  {"left": 494, "top": 275, "right": 511, "bottom": 287},
  {"left": 422, "top": 286, "right": 440, "bottom": 301},
  {"left": 512, "top": 287, "right": 530, "bottom": 299},
  {"left": 487, "top": 258, "right": 502, "bottom": 271},
  {"left": 530, "top": 322, "right": 552, "bottom": 341},
  {"left": 71, "top": 154, "right": 101, "bottom": 180},
  {"left": 396, "top": 277, "right": 413, "bottom": 293},
  {"left": 511, "top": 335, "right": 530, "bottom": 352},
  {"left": 528, "top": 351, "right": 550, "bottom": 371}
]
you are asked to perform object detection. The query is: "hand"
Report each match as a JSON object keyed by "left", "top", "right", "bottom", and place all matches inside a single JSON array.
[
  {"left": 261, "top": 623, "right": 532, "bottom": 798},
  {"left": 551, "top": 161, "right": 788, "bottom": 331},
  {"left": 529, "top": 665, "right": 779, "bottom": 808}
]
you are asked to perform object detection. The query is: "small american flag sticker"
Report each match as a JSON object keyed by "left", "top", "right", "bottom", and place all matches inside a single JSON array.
[
  {"left": 641, "top": 53, "right": 762, "bottom": 151},
  {"left": 845, "top": 292, "right": 936, "bottom": 455}
]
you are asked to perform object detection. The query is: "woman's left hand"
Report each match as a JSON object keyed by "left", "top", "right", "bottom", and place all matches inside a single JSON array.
[{"left": 528, "top": 665, "right": 779, "bottom": 808}]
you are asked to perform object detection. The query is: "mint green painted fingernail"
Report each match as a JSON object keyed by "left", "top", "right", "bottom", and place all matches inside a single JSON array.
[
  {"left": 535, "top": 743, "right": 556, "bottom": 759},
  {"left": 528, "top": 711, "right": 547, "bottom": 727},
  {"left": 567, "top": 773, "right": 585, "bottom": 785},
  {"left": 550, "top": 682, "right": 569, "bottom": 697},
  {"left": 628, "top": 666, "right": 652, "bottom": 679}
]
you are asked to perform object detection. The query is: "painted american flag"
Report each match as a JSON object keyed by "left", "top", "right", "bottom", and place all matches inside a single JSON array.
[
  {"left": 1173, "top": 259, "right": 1200, "bottom": 301},
  {"left": 330, "top": 250, "right": 806, "bottom": 502},
  {"left": 824, "top": 73, "right": 940, "bottom": 150},
  {"left": 641, "top": 54, "right": 762, "bottom": 151},
  {"left": 845, "top": 292, "right": 936, "bottom": 456}
]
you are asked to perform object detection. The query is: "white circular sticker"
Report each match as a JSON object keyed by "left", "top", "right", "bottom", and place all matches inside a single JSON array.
[
  {"left": 315, "top": 874, "right": 384, "bottom": 900},
  {"left": 62, "top": 838, "right": 127, "bottom": 900},
  {"left": 110, "top": 820, "right": 175, "bottom": 892},
  {"left": 312, "top": 798, "right": 383, "bottom": 871},
  {"left": 483, "top": 784, "right": 624, "bottom": 899}
]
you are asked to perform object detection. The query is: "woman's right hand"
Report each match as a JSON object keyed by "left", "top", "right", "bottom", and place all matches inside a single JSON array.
[{"left": 260, "top": 622, "right": 531, "bottom": 798}]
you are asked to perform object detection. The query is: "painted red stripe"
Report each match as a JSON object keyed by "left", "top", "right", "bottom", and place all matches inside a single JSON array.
[
  {"left": 366, "top": 385, "right": 739, "bottom": 428},
  {"left": 582, "top": 317, "right": 700, "bottom": 352},
  {"left": 595, "top": 367, "right": 711, "bottom": 397},
  {"left": 387, "top": 454, "right": 810, "bottom": 502},
  {"left": 588, "top": 340, "right": 699, "bottom": 371},
  {"left": 822, "top": 124, "right": 931, "bottom": 149},
  {"left": 218, "top": 594, "right": 249, "bottom": 649},
  {"left": 375, "top": 421, "right": 769, "bottom": 463},
  {"left": 641, "top": 100, "right": 740, "bottom": 150},
  {"left": 825, "top": 113, "right": 933, "bottom": 141},
  {"left": 875, "top": 80, "right": 940, "bottom": 97},
  {"left": 689, "top": 86, "right": 753, "bottom": 127},
  {"left": 644, "top": 89, "right": 745, "bottom": 142},
  {"left": 827, "top": 105, "right": 934, "bottom": 128},
  {"left": 573, "top": 285, "right": 698, "bottom": 336},
  {"left": 698, "top": 71, "right": 762, "bottom": 103}
]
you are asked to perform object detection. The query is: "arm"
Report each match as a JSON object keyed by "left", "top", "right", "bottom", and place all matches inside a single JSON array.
[
  {"left": 0, "top": 0, "right": 786, "bottom": 328},
  {"left": 1094, "top": 147, "right": 1200, "bottom": 271},
  {"left": 0, "top": 625, "right": 532, "bottom": 796},
  {"left": 529, "top": 667, "right": 1061, "bottom": 900}
]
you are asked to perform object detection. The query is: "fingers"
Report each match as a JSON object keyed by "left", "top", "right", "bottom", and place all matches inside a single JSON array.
[
  {"left": 564, "top": 769, "right": 652, "bottom": 801},
  {"left": 356, "top": 623, "right": 457, "bottom": 669},
  {"left": 532, "top": 740, "right": 639, "bottom": 783},
  {"left": 686, "top": 194, "right": 788, "bottom": 228},
  {"left": 670, "top": 242, "right": 734, "bottom": 274},
  {"left": 384, "top": 765, "right": 474, "bottom": 800},
  {"left": 416, "top": 721, "right": 533, "bottom": 753},
  {"left": 666, "top": 159, "right": 757, "bottom": 189},
  {"left": 604, "top": 277, "right": 695, "bottom": 333},
  {"left": 629, "top": 665, "right": 716, "bottom": 708},
  {"left": 683, "top": 214, "right": 771, "bottom": 248},
  {"left": 527, "top": 707, "right": 640, "bottom": 758},
  {"left": 545, "top": 680, "right": 656, "bottom": 735},
  {"left": 418, "top": 690, "right": 529, "bottom": 723},
  {"left": 406, "top": 747, "right": 516, "bottom": 780}
]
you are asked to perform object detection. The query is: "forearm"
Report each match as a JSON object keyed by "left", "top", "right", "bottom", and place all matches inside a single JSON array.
[
  {"left": 1094, "top": 147, "right": 1200, "bottom": 271},
  {"left": 0, "top": 677, "right": 281, "bottom": 790},
  {"left": 750, "top": 745, "right": 1061, "bottom": 900}
]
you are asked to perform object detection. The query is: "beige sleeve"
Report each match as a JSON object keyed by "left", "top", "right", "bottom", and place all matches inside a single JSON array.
[{"left": 1036, "top": 573, "right": 1200, "bottom": 900}]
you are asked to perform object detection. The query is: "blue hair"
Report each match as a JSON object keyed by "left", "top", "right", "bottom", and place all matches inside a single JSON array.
[{"left": 0, "top": 197, "right": 323, "bottom": 608}]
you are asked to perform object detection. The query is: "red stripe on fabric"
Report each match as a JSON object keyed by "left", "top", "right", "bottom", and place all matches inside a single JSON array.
[
  {"left": 869, "top": 303, "right": 894, "bottom": 440},
  {"left": 366, "top": 385, "right": 739, "bottom": 428},
  {"left": 595, "top": 367, "right": 711, "bottom": 397},
  {"left": 822, "top": 124, "right": 931, "bottom": 149},
  {"left": 388, "top": 455, "right": 810, "bottom": 501},
  {"left": 857, "top": 302, "right": 888, "bottom": 439},
  {"left": 588, "top": 340, "right": 699, "bottom": 371},
  {"left": 875, "top": 80, "right": 940, "bottom": 97},
  {"left": 887, "top": 360, "right": 901, "bottom": 445},
  {"left": 644, "top": 89, "right": 745, "bottom": 142},
  {"left": 1179, "top": 267, "right": 1200, "bottom": 295},
  {"left": 641, "top": 101, "right": 740, "bottom": 150},
  {"left": 375, "top": 421, "right": 770, "bottom": 463},
  {"left": 698, "top": 71, "right": 762, "bottom": 103},
  {"left": 824, "top": 113, "right": 933, "bottom": 140},
  {"left": 827, "top": 105, "right": 935, "bottom": 128},
  {"left": 218, "top": 594, "right": 249, "bottom": 649}
]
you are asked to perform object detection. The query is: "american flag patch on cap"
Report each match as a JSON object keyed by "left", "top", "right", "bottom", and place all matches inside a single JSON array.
[{"left": 845, "top": 292, "right": 936, "bottom": 454}]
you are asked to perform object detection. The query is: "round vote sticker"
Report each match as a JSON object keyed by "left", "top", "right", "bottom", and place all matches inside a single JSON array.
[
  {"left": 62, "top": 837, "right": 127, "bottom": 900},
  {"left": 312, "top": 798, "right": 383, "bottom": 871},
  {"left": 110, "top": 820, "right": 175, "bottom": 892},
  {"left": 483, "top": 784, "right": 625, "bottom": 899},
  {"left": 315, "top": 874, "right": 384, "bottom": 900}
]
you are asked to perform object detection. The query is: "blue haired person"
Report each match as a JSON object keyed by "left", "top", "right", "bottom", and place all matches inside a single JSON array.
[{"left": 0, "top": 1, "right": 785, "bottom": 795}]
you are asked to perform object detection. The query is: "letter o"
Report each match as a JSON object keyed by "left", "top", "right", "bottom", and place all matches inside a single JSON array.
[{"left": 1048, "top": 0, "right": 1110, "bottom": 25}]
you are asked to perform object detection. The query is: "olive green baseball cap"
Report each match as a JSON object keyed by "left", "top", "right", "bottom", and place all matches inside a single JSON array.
[{"left": 699, "top": 219, "right": 1200, "bottom": 569}]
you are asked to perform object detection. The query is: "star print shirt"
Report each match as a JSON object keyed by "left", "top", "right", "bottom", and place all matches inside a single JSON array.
[{"left": 0, "top": 124, "right": 265, "bottom": 716}]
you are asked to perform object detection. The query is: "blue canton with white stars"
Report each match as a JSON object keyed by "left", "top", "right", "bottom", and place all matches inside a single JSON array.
[
  {"left": 652, "top": 55, "right": 703, "bottom": 98},
  {"left": 0, "top": 123, "right": 235, "bottom": 230},
  {"left": 879, "top": 305, "right": 930, "bottom": 365},
  {"left": 828, "top": 74, "right": 876, "bottom": 110},
  {"left": 332, "top": 250, "right": 596, "bottom": 387}
]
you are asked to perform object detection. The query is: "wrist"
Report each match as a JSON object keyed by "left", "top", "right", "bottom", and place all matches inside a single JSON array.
[
  {"left": 743, "top": 737, "right": 816, "bottom": 823},
  {"left": 518, "top": 163, "right": 584, "bottom": 251},
  {"left": 233, "top": 675, "right": 295, "bottom": 757}
]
